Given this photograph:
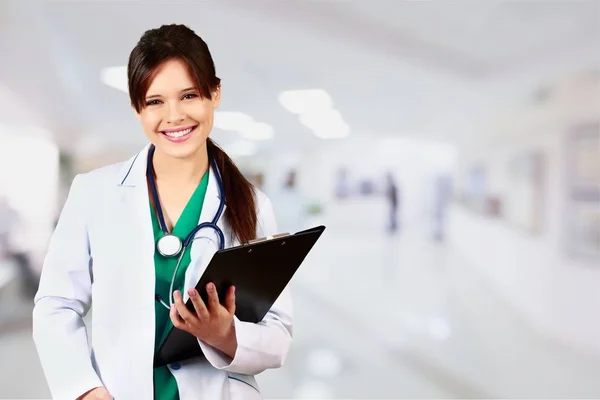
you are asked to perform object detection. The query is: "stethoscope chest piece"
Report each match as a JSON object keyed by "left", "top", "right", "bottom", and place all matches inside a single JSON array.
[{"left": 157, "top": 234, "right": 183, "bottom": 258}]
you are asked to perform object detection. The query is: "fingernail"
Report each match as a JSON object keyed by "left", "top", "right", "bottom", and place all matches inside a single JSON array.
[
  {"left": 207, "top": 283, "right": 214, "bottom": 290},
  {"left": 188, "top": 288, "right": 196, "bottom": 297}
]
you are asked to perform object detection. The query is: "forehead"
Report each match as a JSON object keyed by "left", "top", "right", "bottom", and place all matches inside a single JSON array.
[{"left": 146, "top": 59, "right": 196, "bottom": 95}]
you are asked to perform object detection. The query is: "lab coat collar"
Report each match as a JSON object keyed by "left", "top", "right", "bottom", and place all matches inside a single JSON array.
[
  {"left": 115, "top": 143, "right": 150, "bottom": 187},
  {"left": 115, "top": 143, "right": 225, "bottom": 202}
]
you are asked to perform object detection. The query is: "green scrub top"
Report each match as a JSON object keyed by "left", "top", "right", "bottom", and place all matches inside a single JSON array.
[{"left": 151, "top": 171, "right": 210, "bottom": 400}]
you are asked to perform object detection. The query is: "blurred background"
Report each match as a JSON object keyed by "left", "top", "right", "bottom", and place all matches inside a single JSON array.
[{"left": 1, "top": 0, "right": 599, "bottom": 399}]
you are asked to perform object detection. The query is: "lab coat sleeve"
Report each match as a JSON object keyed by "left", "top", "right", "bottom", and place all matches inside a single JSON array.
[
  {"left": 32, "top": 174, "right": 104, "bottom": 400},
  {"left": 197, "top": 195, "right": 293, "bottom": 375}
]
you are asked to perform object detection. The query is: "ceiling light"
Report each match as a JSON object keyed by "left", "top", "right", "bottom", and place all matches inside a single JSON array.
[
  {"left": 238, "top": 122, "right": 274, "bottom": 141},
  {"left": 299, "top": 109, "right": 349, "bottom": 139},
  {"left": 100, "top": 66, "right": 128, "bottom": 93},
  {"left": 213, "top": 111, "right": 254, "bottom": 131},
  {"left": 224, "top": 140, "right": 257, "bottom": 156},
  {"left": 278, "top": 89, "right": 333, "bottom": 114},
  {"left": 312, "top": 124, "right": 350, "bottom": 139}
]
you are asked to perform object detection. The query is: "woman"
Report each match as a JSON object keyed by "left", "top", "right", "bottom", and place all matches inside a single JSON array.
[{"left": 32, "top": 24, "right": 292, "bottom": 400}]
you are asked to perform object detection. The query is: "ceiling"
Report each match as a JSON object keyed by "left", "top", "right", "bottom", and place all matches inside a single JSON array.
[{"left": 1, "top": 0, "right": 598, "bottom": 157}]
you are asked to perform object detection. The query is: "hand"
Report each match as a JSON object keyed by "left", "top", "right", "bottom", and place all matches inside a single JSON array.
[
  {"left": 77, "top": 387, "right": 112, "bottom": 400},
  {"left": 170, "top": 283, "right": 238, "bottom": 357}
]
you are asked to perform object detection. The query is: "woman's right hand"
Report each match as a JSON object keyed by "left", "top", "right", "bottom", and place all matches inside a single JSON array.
[{"left": 77, "top": 387, "right": 113, "bottom": 400}]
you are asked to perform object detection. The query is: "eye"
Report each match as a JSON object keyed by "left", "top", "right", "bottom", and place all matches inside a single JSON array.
[
  {"left": 146, "top": 99, "right": 162, "bottom": 106},
  {"left": 182, "top": 93, "right": 198, "bottom": 100}
]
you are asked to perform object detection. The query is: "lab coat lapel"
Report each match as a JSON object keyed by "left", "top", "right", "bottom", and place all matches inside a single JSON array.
[
  {"left": 184, "top": 164, "right": 228, "bottom": 302},
  {"left": 115, "top": 144, "right": 156, "bottom": 297},
  {"left": 110, "top": 144, "right": 156, "bottom": 395}
]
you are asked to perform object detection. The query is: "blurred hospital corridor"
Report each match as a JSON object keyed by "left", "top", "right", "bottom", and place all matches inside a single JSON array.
[{"left": 1, "top": 0, "right": 599, "bottom": 398}]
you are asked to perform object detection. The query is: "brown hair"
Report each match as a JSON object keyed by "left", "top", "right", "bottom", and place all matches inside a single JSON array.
[{"left": 127, "top": 24, "right": 257, "bottom": 244}]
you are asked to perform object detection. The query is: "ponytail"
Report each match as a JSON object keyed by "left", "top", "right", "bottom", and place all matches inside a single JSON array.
[{"left": 207, "top": 138, "right": 257, "bottom": 244}]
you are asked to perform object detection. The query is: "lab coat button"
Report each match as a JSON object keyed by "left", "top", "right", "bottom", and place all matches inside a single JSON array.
[{"left": 171, "top": 362, "right": 181, "bottom": 370}]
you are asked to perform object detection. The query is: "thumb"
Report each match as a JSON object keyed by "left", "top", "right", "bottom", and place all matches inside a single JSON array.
[{"left": 225, "top": 285, "right": 236, "bottom": 314}]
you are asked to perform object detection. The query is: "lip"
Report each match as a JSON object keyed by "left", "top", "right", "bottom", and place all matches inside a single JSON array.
[{"left": 160, "top": 125, "right": 197, "bottom": 143}]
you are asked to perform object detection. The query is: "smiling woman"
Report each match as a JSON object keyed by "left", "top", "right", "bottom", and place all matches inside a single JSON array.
[{"left": 32, "top": 24, "right": 292, "bottom": 400}]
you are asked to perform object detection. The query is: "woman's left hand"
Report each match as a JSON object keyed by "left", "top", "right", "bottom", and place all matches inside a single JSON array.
[{"left": 170, "top": 283, "right": 238, "bottom": 358}]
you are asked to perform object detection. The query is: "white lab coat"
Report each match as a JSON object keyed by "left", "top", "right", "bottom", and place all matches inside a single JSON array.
[{"left": 32, "top": 144, "right": 293, "bottom": 400}]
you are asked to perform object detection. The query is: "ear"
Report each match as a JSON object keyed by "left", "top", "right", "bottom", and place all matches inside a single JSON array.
[{"left": 211, "top": 84, "right": 221, "bottom": 109}]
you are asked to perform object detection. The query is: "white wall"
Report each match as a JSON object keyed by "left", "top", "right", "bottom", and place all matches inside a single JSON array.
[{"left": 448, "top": 71, "right": 600, "bottom": 357}]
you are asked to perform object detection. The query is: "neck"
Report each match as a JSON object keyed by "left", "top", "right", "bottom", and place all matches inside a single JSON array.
[{"left": 151, "top": 145, "right": 209, "bottom": 186}]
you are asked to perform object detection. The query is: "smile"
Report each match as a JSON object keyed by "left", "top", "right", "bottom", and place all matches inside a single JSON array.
[{"left": 160, "top": 125, "right": 197, "bottom": 142}]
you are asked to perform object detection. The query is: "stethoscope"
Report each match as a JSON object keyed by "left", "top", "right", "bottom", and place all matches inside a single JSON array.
[{"left": 147, "top": 144, "right": 226, "bottom": 310}]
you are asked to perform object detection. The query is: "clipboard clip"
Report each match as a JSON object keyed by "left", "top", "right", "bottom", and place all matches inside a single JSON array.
[{"left": 247, "top": 232, "right": 290, "bottom": 245}]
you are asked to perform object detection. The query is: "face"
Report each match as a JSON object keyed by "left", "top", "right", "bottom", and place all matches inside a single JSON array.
[{"left": 136, "top": 58, "right": 220, "bottom": 160}]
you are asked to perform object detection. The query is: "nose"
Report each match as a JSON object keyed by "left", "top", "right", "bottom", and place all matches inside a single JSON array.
[{"left": 165, "top": 102, "right": 185, "bottom": 124}]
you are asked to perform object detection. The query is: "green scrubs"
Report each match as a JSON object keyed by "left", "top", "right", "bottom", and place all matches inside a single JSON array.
[{"left": 151, "top": 171, "right": 209, "bottom": 400}]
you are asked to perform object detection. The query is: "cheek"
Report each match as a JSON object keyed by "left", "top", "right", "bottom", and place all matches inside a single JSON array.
[
  {"left": 140, "top": 113, "right": 161, "bottom": 134},
  {"left": 187, "top": 102, "right": 213, "bottom": 122}
]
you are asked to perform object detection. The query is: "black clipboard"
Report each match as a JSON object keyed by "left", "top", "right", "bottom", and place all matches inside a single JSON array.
[{"left": 153, "top": 225, "right": 326, "bottom": 367}]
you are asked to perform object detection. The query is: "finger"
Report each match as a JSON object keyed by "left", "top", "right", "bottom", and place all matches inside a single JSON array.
[
  {"left": 100, "top": 388, "right": 113, "bottom": 400},
  {"left": 173, "top": 290, "right": 196, "bottom": 325},
  {"left": 206, "top": 283, "right": 221, "bottom": 311},
  {"left": 224, "top": 285, "right": 236, "bottom": 315},
  {"left": 188, "top": 288, "right": 209, "bottom": 320},
  {"left": 170, "top": 303, "right": 186, "bottom": 330}
]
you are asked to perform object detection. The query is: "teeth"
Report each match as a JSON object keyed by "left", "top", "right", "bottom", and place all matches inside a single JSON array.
[{"left": 164, "top": 127, "right": 192, "bottom": 138}]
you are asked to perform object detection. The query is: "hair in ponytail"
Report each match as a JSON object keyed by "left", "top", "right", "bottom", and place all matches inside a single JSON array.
[
  {"left": 207, "top": 139, "right": 257, "bottom": 243},
  {"left": 127, "top": 23, "right": 258, "bottom": 243}
]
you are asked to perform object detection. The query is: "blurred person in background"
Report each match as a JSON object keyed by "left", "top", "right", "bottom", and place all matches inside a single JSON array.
[
  {"left": 385, "top": 171, "right": 400, "bottom": 234},
  {"left": 32, "top": 24, "right": 292, "bottom": 400},
  {"left": 335, "top": 168, "right": 350, "bottom": 199},
  {"left": 432, "top": 175, "right": 452, "bottom": 242}
]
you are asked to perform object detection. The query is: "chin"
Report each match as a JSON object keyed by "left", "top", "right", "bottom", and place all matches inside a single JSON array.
[{"left": 156, "top": 137, "right": 206, "bottom": 160}]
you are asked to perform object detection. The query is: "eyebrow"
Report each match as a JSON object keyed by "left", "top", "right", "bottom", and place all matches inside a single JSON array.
[{"left": 146, "top": 87, "right": 197, "bottom": 100}]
